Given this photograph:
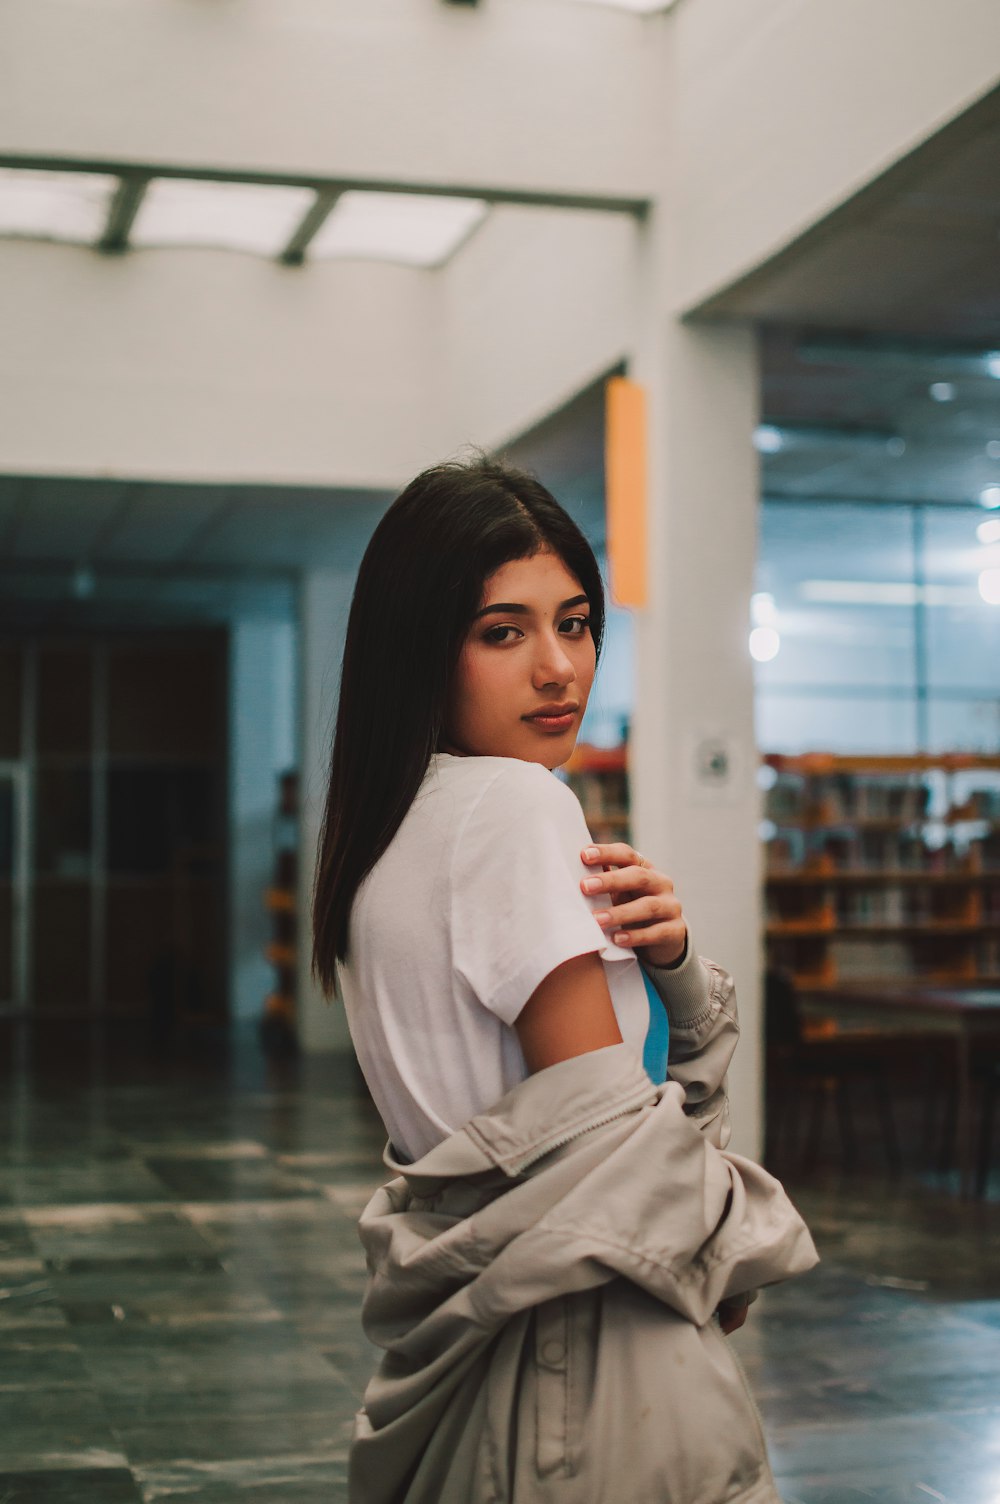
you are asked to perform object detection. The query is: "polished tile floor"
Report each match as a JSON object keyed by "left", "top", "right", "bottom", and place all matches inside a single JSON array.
[{"left": 1, "top": 1032, "right": 998, "bottom": 1503}]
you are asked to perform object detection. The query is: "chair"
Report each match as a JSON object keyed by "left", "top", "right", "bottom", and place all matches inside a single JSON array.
[
  {"left": 922, "top": 1050, "right": 1000, "bottom": 1196},
  {"left": 764, "top": 968, "right": 901, "bottom": 1175},
  {"left": 975, "top": 1061, "right": 1000, "bottom": 1198}
]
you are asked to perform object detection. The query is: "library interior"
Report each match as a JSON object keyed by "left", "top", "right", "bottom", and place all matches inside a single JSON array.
[{"left": 1, "top": 3, "right": 1000, "bottom": 1501}]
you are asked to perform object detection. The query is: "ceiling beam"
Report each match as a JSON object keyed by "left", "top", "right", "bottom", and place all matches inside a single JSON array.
[
  {"left": 99, "top": 173, "right": 149, "bottom": 254},
  {"left": 280, "top": 189, "right": 341, "bottom": 267},
  {"left": 0, "top": 153, "right": 648, "bottom": 219}
]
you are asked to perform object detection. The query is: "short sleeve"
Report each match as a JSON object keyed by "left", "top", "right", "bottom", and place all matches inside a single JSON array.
[{"left": 451, "top": 762, "right": 634, "bottom": 1026}]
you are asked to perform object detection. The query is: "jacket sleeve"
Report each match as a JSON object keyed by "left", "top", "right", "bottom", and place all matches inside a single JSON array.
[{"left": 640, "top": 941, "right": 738, "bottom": 1150}]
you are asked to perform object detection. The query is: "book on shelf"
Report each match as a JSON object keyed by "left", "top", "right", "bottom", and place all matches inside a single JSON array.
[{"left": 763, "top": 751, "right": 1000, "bottom": 992}]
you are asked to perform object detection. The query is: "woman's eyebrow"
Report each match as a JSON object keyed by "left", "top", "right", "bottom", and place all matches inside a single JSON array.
[{"left": 473, "top": 593, "right": 588, "bottom": 620}]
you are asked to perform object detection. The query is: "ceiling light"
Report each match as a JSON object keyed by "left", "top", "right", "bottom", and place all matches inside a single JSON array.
[
  {"left": 0, "top": 167, "right": 116, "bottom": 243},
  {"left": 929, "top": 382, "right": 956, "bottom": 402},
  {"left": 71, "top": 566, "right": 95, "bottom": 600},
  {"left": 751, "top": 592, "right": 778, "bottom": 626},
  {"left": 564, "top": 0, "right": 677, "bottom": 11},
  {"left": 130, "top": 179, "right": 315, "bottom": 255},
  {"left": 310, "top": 192, "right": 487, "bottom": 267},
  {"left": 800, "top": 580, "right": 978, "bottom": 607},
  {"left": 754, "top": 423, "right": 902, "bottom": 454},
  {"left": 979, "top": 569, "right": 1000, "bottom": 605},
  {"left": 977, "top": 520, "right": 1000, "bottom": 545},
  {"left": 979, "top": 485, "right": 1000, "bottom": 509},
  {"left": 749, "top": 626, "right": 780, "bottom": 662},
  {"left": 753, "top": 426, "right": 784, "bottom": 454},
  {"left": 798, "top": 338, "right": 1000, "bottom": 380}
]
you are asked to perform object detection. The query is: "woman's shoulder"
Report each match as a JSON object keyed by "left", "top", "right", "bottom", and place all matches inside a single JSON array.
[
  {"left": 430, "top": 758, "right": 586, "bottom": 830},
  {"left": 431, "top": 752, "right": 577, "bottom": 805}
]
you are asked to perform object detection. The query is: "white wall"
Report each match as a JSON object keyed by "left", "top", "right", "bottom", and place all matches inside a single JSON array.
[
  {"left": 297, "top": 566, "right": 357, "bottom": 1053},
  {"left": 229, "top": 618, "right": 298, "bottom": 1023},
  {"left": 442, "top": 207, "right": 635, "bottom": 456},
  {"left": 0, "top": 240, "right": 449, "bottom": 487},
  {"left": 667, "top": 0, "right": 1000, "bottom": 312},
  {"left": 3, "top": 0, "right": 997, "bottom": 489},
  {"left": 631, "top": 304, "right": 764, "bottom": 1158},
  {"left": 0, "top": 0, "right": 657, "bottom": 205}
]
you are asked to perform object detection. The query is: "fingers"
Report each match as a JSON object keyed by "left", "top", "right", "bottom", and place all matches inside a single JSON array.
[
  {"left": 583, "top": 842, "right": 673, "bottom": 883},
  {"left": 581, "top": 844, "right": 684, "bottom": 960},
  {"left": 718, "top": 1304, "right": 750, "bottom": 1336},
  {"left": 582, "top": 866, "right": 672, "bottom": 900},
  {"left": 605, "top": 919, "right": 687, "bottom": 955},
  {"left": 591, "top": 895, "right": 681, "bottom": 931},
  {"left": 581, "top": 846, "right": 674, "bottom": 893},
  {"left": 582, "top": 841, "right": 636, "bottom": 868}
]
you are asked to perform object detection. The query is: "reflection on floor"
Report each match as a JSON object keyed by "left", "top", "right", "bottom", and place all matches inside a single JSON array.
[{"left": 1, "top": 1035, "right": 998, "bottom": 1503}]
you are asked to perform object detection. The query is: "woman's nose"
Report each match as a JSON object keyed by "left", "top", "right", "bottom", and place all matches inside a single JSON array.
[{"left": 532, "top": 633, "right": 575, "bottom": 686}]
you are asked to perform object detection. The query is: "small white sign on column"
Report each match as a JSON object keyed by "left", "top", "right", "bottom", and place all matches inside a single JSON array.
[{"left": 684, "top": 729, "right": 745, "bottom": 805}]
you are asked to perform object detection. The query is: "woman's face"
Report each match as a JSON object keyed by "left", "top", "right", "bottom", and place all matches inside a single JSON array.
[{"left": 441, "top": 549, "right": 596, "bottom": 769}]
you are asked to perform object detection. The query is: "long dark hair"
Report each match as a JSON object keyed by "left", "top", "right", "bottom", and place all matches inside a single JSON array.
[{"left": 311, "top": 454, "right": 606, "bottom": 991}]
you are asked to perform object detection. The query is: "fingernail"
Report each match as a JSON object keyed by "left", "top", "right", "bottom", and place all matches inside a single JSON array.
[
  {"left": 583, "top": 847, "right": 599, "bottom": 862},
  {"left": 613, "top": 932, "right": 629, "bottom": 945},
  {"left": 594, "top": 911, "right": 611, "bottom": 924},
  {"left": 582, "top": 878, "right": 601, "bottom": 892}
]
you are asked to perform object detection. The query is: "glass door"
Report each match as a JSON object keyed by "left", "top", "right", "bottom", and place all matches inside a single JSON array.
[{"left": 0, "top": 763, "right": 28, "bottom": 1012}]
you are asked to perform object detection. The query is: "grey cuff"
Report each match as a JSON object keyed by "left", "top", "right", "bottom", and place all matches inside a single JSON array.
[{"left": 640, "top": 936, "right": 714, "bottom": 1028}]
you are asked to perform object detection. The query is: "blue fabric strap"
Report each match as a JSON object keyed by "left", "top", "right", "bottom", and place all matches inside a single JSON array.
[{"left": 641, "top": 966, "right": 670, "bottom": 1085}]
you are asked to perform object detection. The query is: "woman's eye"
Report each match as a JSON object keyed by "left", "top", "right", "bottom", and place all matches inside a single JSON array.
[
  {"left": 560, "top": 615, "right": 590, "bottom": 636},
  {"left": 483, "top": 624, "right": 522, "bottom": 645}
]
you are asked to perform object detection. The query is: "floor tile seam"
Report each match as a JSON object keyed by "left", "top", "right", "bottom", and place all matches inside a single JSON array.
[
  {"left": 21, "top": 1202, "right": 185, "bottom": 1225},
  {"left": 130, "top": 1451, "right": 353, "bottom": 1484},
  {"left": 766, "top": 1404, "right": 985, "bottom": 1439}
]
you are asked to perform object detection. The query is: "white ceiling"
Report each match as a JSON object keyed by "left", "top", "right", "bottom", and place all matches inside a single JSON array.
[
  {"left": 700, "top": 86, "right": 1000, "bottom": 344},
  {"left": 759, "top": 328, "right": 1000, "bottom": 506},
  {"left": 2, "top": 86, "right": 998, "bottom": 589},
  {"left": 700, "top": 85, "right": 1000, "bottom": 508}
]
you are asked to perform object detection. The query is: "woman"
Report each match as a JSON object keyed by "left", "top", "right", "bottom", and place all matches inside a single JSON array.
[{"left": 313, "top": 456, "right": 817, "bottom": 1503}]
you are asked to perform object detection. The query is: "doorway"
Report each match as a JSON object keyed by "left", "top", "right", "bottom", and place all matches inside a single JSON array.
[{"left": 0, "top": 629, "right": 228, "bottom": 1055}]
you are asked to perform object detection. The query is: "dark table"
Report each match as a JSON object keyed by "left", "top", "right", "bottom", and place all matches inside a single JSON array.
[{"left": 800, "top": 987, "right": 1000, "bottom": 1197}]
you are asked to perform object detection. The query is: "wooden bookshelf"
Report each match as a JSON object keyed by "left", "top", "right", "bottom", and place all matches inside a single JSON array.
[
  {"left": 260, "top": 770, "right": 299, "bottom": 1055},
  {"left": 764, "top": 753, "right": 1000, "bottom": 993},
  {"left": 563, "top": 742, "right": 631, "bottom": 845}
]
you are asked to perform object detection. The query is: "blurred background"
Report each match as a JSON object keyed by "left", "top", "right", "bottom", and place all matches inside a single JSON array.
[
  {"left": 1, "top": 5, "right": 1000, "bottom": 1498},
  {"left": 2, "top": 0, "right": 1000, "bottom": 1158}
]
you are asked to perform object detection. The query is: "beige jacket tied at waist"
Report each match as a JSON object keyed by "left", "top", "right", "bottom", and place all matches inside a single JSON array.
[{"left": 350, "top": 954, "right": 819, "bottom": 1504}]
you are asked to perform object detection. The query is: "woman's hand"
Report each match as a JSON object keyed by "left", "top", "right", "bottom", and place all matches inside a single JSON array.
[
  {"left": 716, "top": 1295, "right": 752, "bottom": 1336},
  {"left": 580, "top": 843, "right": 688, "bottom": 969}
]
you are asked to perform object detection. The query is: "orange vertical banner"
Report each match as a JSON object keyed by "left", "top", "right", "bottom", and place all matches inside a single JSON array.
[{"left": 604, "top": 375, "right": 648, "bottom": 608}]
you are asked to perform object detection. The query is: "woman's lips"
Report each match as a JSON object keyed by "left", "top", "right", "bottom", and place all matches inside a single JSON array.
[{"left": 523, "top": 710, "right": 577, "bottom": 732}]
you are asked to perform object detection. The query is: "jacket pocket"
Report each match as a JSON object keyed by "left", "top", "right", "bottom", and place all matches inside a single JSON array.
[
  {"left": 532, "top": 1289, "right": 601, "bottom": 1481},
  {"left": 533, "top": 1294, "right": 571, "bottom": 1479}
]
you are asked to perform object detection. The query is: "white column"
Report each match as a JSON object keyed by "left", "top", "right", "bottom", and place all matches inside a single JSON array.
[
  {"left": 631, "top": 259, "right": 764, "bottom": 1156},
  {"left": 297, "top": 568, "right": 357, "bottom": 1054}
]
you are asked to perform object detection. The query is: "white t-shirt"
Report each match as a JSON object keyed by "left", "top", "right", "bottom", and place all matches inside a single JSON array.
[{"left": 336, "top": 751, "right": 650, "bottom": 1162}]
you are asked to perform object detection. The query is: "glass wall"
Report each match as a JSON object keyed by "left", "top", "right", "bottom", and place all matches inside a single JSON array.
[{"left": 755, "top": 501, "right": 1000, "bottom": 755}]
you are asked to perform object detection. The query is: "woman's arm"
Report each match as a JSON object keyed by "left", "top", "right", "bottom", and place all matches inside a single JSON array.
[
  {"left": 514, "top": 951, "right": 622, "bottom": 1075},
  {"left": 642, "top": 951, "right": 739, "bottom": 1149},
  {"left": 577, "top": 840, "right": 740, "bottom": 1144}
]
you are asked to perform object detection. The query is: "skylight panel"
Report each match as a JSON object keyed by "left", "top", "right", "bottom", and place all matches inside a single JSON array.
[
  {"left": 0, "top": 168, "right": 117, "bottom": 244},
  {"left": 310, "top": 192, "right": 487, "bottom": 268},
  {"left": 130, "top": 179, "right": 315, "bottom": 256},
  {"left": 564, "top": 0, "right": 677, "bottom": 12}
]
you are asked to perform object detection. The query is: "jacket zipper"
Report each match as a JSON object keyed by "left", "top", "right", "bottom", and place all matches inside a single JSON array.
[{"left": 508, "top": 1089, "right": 654, "bottom": 1175}]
